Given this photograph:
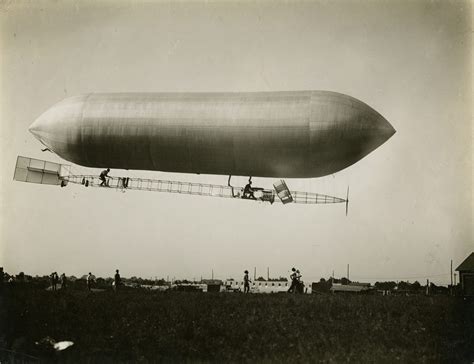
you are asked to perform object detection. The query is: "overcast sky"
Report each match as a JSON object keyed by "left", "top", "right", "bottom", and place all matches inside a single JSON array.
[{"left": 1, "top": 0, "right": 471, "bottom": 284}]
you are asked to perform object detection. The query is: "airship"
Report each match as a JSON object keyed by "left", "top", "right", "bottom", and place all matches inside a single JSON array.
[{"left": 18, "top": 90, "right": 395, "bottom": 207}]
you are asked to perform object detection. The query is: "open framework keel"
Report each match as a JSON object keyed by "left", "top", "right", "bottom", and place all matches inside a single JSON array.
[{"left": 13, "top": 155, "right": 348, "bottom": 208}]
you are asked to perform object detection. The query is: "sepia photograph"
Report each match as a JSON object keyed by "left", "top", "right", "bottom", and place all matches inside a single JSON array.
[{"left": 0, "top": 0, "right": 472, "bottom": 362}]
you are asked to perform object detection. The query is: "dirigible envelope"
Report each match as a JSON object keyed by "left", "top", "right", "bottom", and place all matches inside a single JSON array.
[{"left": 29, "top": 91, "right": 395, "bottom": 178}]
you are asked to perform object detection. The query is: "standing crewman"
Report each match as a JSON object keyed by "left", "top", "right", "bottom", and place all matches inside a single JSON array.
[
  {"left": 99, "top": 168, "right": 111, "bottom": 186},
  {"left": 288, "top": 268, "right": 298, "bottom": 293},
  {"left": 114, "top": 269, "right": 122, "bottom": 292},
  {"left": 243, "top": 270, "right": 251, "bottom": 293}
]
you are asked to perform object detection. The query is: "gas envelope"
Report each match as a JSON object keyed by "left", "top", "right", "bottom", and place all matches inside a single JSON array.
[{"left": 29, "top": 91, "right": 395, "bottom": 178}]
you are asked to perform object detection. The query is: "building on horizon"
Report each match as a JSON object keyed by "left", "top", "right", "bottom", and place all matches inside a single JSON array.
[
  {"left": 456, "top": 252, "right": 474, "bottom": 297},
  {"left": 224, "top": 279, "right": 293, "bottom": 294}
]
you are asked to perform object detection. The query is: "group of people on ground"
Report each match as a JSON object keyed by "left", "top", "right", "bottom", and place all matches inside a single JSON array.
[
  {"left": 87, "top": 270, "right": 122, "bottom": 291},
  {"left": 46, "top": 270, "right": 122, "bottom": 292},
  {"left": 288, "top": 268, "right": 304, "bottom": 293},
  {"left": 242, "top": 267, "right": 304, "bottom": 293},
  {"left": 8, "top": 265, "right": 305, "bottom": 294},
  {"left": 50, "top": 272, "right": 67, "bottom": 291},
  {"left": 86, "top": 270, "right": 122, "bottom": 291}
]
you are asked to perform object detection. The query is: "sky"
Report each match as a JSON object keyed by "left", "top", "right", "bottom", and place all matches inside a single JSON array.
[{"left": 0, "top": 0, "right": 472, "bottom": 284}]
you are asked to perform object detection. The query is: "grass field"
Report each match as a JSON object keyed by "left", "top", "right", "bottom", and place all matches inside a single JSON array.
[{"left": 1, "top": 285, "right": 473, "bottom": 363}]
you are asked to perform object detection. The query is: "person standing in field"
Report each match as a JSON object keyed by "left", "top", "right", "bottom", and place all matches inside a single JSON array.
[
  {"left": 87, "top": 272, "right": 95, "bottom": 291},
  {"left": 288, "top": 268, "right": 297, "bottom": 293},
  {"left": 50, "top": 272, "right": 58, "bottom": 291},
  {"left": 114, "top": 269, "right": 121, "bottom": 291},
  {"left": 60, "top": 273, "right": 67, "bottom": 290},
  {"left": 296, "top": 269, "right": 303, "bottom": 293},
  {"left": 49, "top": 272, "right": 54, "bottom": 291},
  {"left": 243, "top": 270, "right": 251, "bottom": 293},
  {"left": 0, "top": 267, "right": 4, "bottom": 292}
]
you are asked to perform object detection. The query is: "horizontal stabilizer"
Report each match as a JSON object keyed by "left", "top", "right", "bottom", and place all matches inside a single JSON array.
[{"left": 13, "top": 156, "right": 69, "bottom": 186}]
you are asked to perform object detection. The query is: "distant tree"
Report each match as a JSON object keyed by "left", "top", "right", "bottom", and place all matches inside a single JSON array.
[
  {"left": 340, "top": 277, "right": 350, "bottom": 285},
  {"left": 429, "top": 282, "right": 448, "bottom": 295},
  {"left": 312, "top": 278, "right": 331, "bottom": 293},
  {"left": 256, "top": 276, "right": 266, "bottom": 281},
  {"left": 397, "top": 281, "right": 412, "bottom": 291},
  {"left": 141, "top": 278, "right": 157, "bottom": 285},
  {"left": 374, "top": 281, "right": 397, "bottom": 291},
  {"left": 175, "top": 279, "right": 191, "bottom": 284}
]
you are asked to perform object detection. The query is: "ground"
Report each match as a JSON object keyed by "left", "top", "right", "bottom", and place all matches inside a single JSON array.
[{"left": 1, "top": 285, "right": 473, "bottom": 363}]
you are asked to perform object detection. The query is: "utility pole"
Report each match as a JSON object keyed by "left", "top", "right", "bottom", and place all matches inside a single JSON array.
[
  {"left": 212, "top": 269, "right": 214, "bottom": 280},
  {"left": 450, "top": 259, "right": 453, "bottom": 295},
  {"left": 451, "top": 259, "right": 453, "bottom": 285},
  {"left": 267, "top": 267, "right": 269, "bottom": 280},
  {"left": 254, "top": 267, "right": 256, "bottom": 281},
  {"left": 347, "top": 264, "right": 350, "bottom": 281}
]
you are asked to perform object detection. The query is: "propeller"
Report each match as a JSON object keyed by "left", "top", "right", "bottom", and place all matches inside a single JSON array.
[{"left": 345, "top": 186, "right": 350, "bottom": 216}]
